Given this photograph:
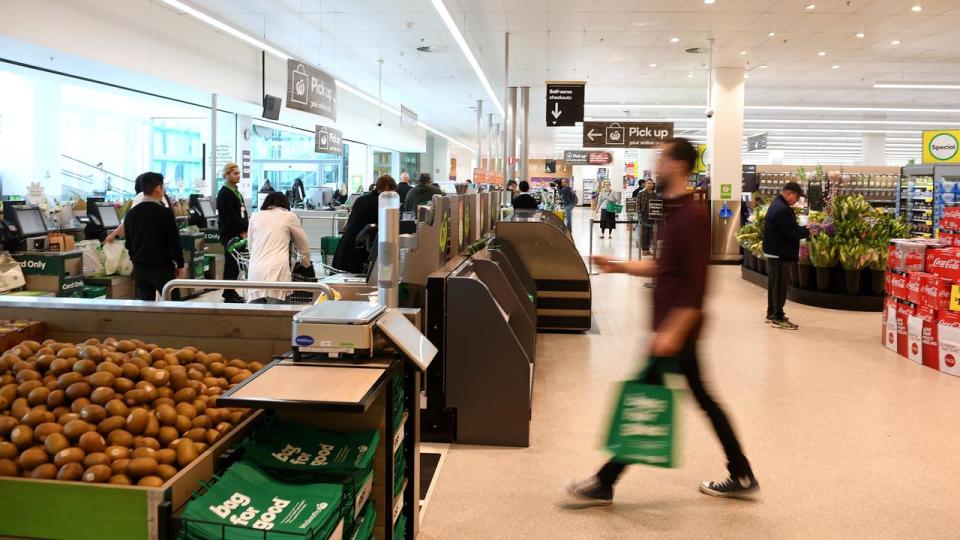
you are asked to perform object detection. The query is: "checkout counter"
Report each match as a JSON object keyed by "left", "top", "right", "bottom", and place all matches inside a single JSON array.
[
  {"left": 494, "top": 209, "right": 592, "bottom": 332},
  {"left": 2, "top": 201, "right": 85, "bottom": 298}
]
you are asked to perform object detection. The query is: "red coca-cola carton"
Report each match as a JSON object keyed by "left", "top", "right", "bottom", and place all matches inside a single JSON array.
[
  {"left": 896, "top": 300, "right": 915, "bottom": 358},
  {"left": 889, "top": 239, "right": 927, "bottom": 273},
  {"left": 941, "top": 205, "right": 960, "bottom": 230},
  {"left": 920, "top": 273, "right": 941, "bottom": 309},
  {"left": 883, "top": 297, "right": 898, "bottom": 349},
  {"left": 907, "top": 306, "right": 938, "bottom": 368},
  {"left": 907, "top": 272, "right": 930, "bottom": 304},
  {"left": 925, "top": 247, "right": 960, "bottom": 282},
  {"left": 937, "top": 310, "right": 960, "bottom": 376},
  {"left": 938, "top": 230, "right": 960, "bottom": 248},
  {"left": 937, "top": 279, "right": 955, "bottom": 311},
  {"left": 888, "top": 270, "right": 909, "bottom": 301}
]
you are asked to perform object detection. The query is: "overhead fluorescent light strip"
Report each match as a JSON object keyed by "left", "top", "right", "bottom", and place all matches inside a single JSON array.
[
  {"left": 874, "top": 81, "right": 960, "bottom": 90},
  {"left": 588, "top": 103, "right": 960, "bottom": 114},
  {"left": 159, "top": 0, "right": 474, "bottom": 152},
  {"left": 430, "top": 0, "right": 505, "bottom": 117}
]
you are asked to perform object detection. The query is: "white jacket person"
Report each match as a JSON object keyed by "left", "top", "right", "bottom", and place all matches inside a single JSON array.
[{"left": 246, "top": 192, "right": 312, "bottom": 301}]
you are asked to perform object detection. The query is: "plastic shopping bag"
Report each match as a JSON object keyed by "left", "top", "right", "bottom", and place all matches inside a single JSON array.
[
  {"left": 605, "top": 379, "right": 679, "bottom": 468},
  {"left": 0, "top": 252, "right": 26, "bottom": 293},
  {"left": 101, "top": 240, "right": 124, "bottom": 275},
  {"left": 77, "top": 240, "right": 104, "bottom": 276}
]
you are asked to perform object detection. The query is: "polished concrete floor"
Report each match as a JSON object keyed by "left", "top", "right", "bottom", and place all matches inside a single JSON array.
[{"left": 419, "top": 208, "right": 960, "bottom": 539}]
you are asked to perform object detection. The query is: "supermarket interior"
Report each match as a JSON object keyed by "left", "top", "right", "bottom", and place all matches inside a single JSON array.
[{"left": 2, "top": 0, "right": 960, "bottom": 539}]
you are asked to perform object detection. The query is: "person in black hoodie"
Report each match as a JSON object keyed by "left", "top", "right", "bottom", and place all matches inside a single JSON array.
[
  {"left": 124, "top": 172, "right": 184, "bottom": 301},
  {"left": 512, "top": 181, "right": 539, "bottom": 210},
  {"left": 332, "top": 175, "right": 398, "bottom": 273},
  {"left": 762, "top": 181, "right": 811, "bottom": 330},
  {"left": 397, "top": 172, "right": 413, "bottom": 205},
  {"left": 217, "top": 162, "right": 249, "bottom": 303}
]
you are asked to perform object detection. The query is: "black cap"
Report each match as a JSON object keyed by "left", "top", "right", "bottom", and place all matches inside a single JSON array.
[{"left": 783, "top": 181, "right": 805, "bottom": 197}]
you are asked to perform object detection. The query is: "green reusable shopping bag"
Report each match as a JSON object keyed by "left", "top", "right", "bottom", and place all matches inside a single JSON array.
[{"left": 604, "top": 380, "right": 679, "bottom": 468}]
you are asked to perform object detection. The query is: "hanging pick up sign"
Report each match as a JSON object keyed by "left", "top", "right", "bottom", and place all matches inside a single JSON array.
[
  {"left": 583, "top": 122, "right": 673, "bottom": 148},
  {"left": 287, "top": 59, "right": 337, "bottom": 121},
  {"left": 315, "top": 125, "right": 343, "bottom": 155},
  {"left": 563, "top": 150, "right": 612, "bottom": 165}
]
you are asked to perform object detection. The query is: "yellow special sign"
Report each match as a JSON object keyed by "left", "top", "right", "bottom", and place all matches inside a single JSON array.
[
  {"left": 923, "top": 130, "right": 960, "bottom": 164},
  {"left": 695, "top": 144, "right": 708, "bottom": 173},
  {"left": 950, "top": 284, "right": 960, "bottom": 311}
]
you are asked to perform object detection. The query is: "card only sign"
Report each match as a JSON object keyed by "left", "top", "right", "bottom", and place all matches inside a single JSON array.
[
  {"left": 287, "top": 59, "right": 337, "bottom": 121},
  {"left": 315, "top": 125, "right": 343, "bottom": 155}
]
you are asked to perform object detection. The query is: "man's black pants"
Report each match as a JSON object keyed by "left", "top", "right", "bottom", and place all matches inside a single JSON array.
[
  {"left": 640, "top": 223, "right": 653, "bottom": 252},
  {"left": 766, "top": 258, "right": 790, "bottom": 321},
  {"left": 221, "top": 242, "right": 242, "bottom": 300},
  {"left": 133, "top": 265, "right": 177, "bottom": 301},
  {"left": 596, "top": 340, "right": 752, "bottom": 487}
]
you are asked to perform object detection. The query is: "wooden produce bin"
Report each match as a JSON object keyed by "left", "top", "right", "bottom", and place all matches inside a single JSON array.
[
  {"left": 83, "top": 275, "right": 135, "bottom": 300},
  {"left": 0, "top": 411, "right": 263, "bottom": 540}
]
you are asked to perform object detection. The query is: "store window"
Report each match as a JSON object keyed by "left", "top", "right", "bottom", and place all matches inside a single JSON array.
[
  {"left": 249, "top": 123, "right": 342, "bottom": 206},
  {"left": 401, "top": 152, "right": 420, "bottom": 178},
  {"left": 373, "top": 150, "right": 393, "bottom": 181}
]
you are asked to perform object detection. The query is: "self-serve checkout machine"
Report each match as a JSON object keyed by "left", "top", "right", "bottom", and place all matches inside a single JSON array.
[
  {"left": 188, "top": 195, "right": 221, "bottom": 279},
  {"left": 84, "top": 198, "right": 122, "bottom": 242},
  {"left": 493, "top": 209, "right": 592, "bottom": 332},
  {"left": 3, "top": 201, "right": 84, "bottom": 297}
]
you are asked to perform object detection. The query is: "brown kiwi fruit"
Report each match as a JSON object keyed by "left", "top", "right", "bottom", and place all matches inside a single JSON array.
[
  {"left": 16, "top": 369, "right": 41, "bottom": 384},
  {"left": 53, "top": 447, "right": 85, "bottom": 467},
  {"left": 70, "top": 398, "right": 91, "bottom": 415},
  {"left": 123, "top": 389, "right": 147, "bottom": 407},
  {"left": 56, "top": 372, "right": 83, "bottom": 390},
  {"left": 26, "top": 386, "right": 50, "bottom": 407},
  {"left": 110, "top": 459, "right": 131, "bottom": 475},
  {"left": 131, "top": 447, "right": 156, "bottom": 460},
  {"left": 0, "top": 441, "right": 17, "bottom": 459},
  {"left": 158, "top": 426, "right": 179, "bottom": 446},
  {"left": 0, "top": 459, "right": 19, "bottom": 477},
  {"left": 44, "top": 432, "right": 70, "bottom": 455},
  {"left": 114, "top": 377, "right": 135, "bottom": 394},
  {"left": 78, "top": 432, "right": 106, "bottom": 454},
  {"left": 56, "top": 461, "right": 84, "bottom": 481},
  {"left": 193, "top": 442, "right": 209, "bottom": 454},
  {"left": 107, "top": 429, "right": 134, "bottom": 447},
  {"left": 97, "top": 416, "right": 126, "bottom": 435},
  {"left": 137, "top": 475, "right": 164, "bottom": 487},
  {"left": 10, "top": 425, "right": 34, "bottom": 449},
  {"left": 205, "top": 429, "right": 221, "bottom": 445},
  {"left": 96, "top": 362, "right": 122, "bottom": 377},
  {"left": 176, "top": 440, "right": 199, "bottom": 466},
  {"left": 174, "top": 415, "right": 192, "bottom": 434},
  {"left": 33, "top": 422, "right": 63, "bottom": 442},
  {"left": 173, "top": 387, "right": 197, "bottom": 403},
  {"left": 21, "top": 408, "right": 54, "bottom": 427},
  {"left": 154, "top": 448, "right": 176, "bottom": 465},
  {"left": 105, "top": 399, "right": 129, "bottom": 418},
  {"left": 62, "top": 420, "right": 94, "bottom": 440},
  {"left": 18, "top": 447, "right": 49, "bottom": 469},
  {"left": 11, "top": 398, "right": 31, "bottom": 419},
  {"left": 156, "top": 387, "right": 173, "bottom": 399},
  {"left": 215, "top": 422, "right": 233, "bottom": 435},
  {"left": 82, "top": 452, "right": 109, "bottom": 468},
  {"left": 82, "top": 464, "right": 111, "bottom": 483},
  {"left": 0, "top": 416, "right": 17, "bottom": 436},
  {"left": 191, "top": 415, "right": 211, "bottom": 430},
  {"left": 127, "top": 457, "right": 158, "bottom": 478},
  {"left": 80, "top": 404, "right": 107, "bottom": 424},
  {"left": 89, "top": 387, "right": 115, "bottom": 405},
  {"left": 175, "top": 403, "right": 197, "bottom": 420},
  {"left": 65, "top": 382, "right": 92, "bottom": 401},
  {"left": 135, "top": 381, "right": 158, "bottom": 401},
  {"left": 115, "top": 340, "right": 135, "bottom": 353},
  {"left": 184, "top": 428, "right": 206, "bottom": 443},
  {"left": 109, "top": 474, "right": 133, "bottom": 485},
  {"left": 106, "top": 445, "right": 131, "bottom": 461},
  {"left": 155, "top": 463, "right": 177, "bottom": 481},
  {"left": 78, "top": 346, "right": 103, "bottom": 362},
  {"left": 56, "top": 347, "right": 79, "bottom": 359},
  {"left": 45, "top": 389, "right": 66, "bottom": 409},
  {"left": 135, "top": 437, "right": 161, "bottom": 451},
  {"left": 144, "top": 414, "right": 160, "bottom": 437},
  {"left": 126, "top": 408, "right": 149, "bottom": 435},
  {"left": 87, "top": 371, "right": 115, "bottom": 388},
  {"left": 57, "top": 413, "right": 80, "bottom": 426},
  {"left": 31, "top": 463, "right": 58, "bottom": 479},
  {"left": 48, "top": 357, "right": 71, "bottom": 375},
  {"left": 72, "top": 359, "right": 96, "bottom": 376},
  {"left": 18, "top": 379, "right": 43, "bottom": 398}
]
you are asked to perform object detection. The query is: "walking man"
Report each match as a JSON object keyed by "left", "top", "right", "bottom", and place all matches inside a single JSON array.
[
  {"left": 566, "top": 138, "right": 758, "bottom": 504},
  {"left": 763, "top": 181, "right": 810, "bottom": 329},
  {"left": 637, "top": 179, "right": 657, "bottom": 256},
  {"left": 559, "top": 179, "right": 576, "bottom": 230}
]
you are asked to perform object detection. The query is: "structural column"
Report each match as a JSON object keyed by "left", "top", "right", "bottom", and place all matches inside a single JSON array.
[
  {"left": 706, "top": 67, "right": 745, "bottom": 261},
  {"left": 518, "top": 87, "right": 530, "bottom": 183},
  {"left": 475, "top": 100, "right": 483, "bottom": 171},
  {"left": 505, "top": 87, "right": 518, "bottom": 181}
]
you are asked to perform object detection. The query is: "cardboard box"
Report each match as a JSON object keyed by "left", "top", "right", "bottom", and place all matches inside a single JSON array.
[
  {"left": 938, "top": 279, "right": 955, "bottom": 311},
  {"left": 889, "top": 239, "right": 928, "bottom": 273},
  {"left": 896, "top": 300, "right": 915, "bottom": 358},
  {"left": 939, "top": 230, "right": 960, "bottom": 248},
  {"left": 83, "top": 276, "right": 134, "bottom": 300},
  {"left": 920, "top": 274, "right": 941, "bottom": 310},
  {"left": 907, "top": 272, "right": 930, "bottom": 304},
  {"left": 14, "top": 251, "right": 83, "bottom": 297},
  {"left": 888, "top": 270, "right": 909, "bottom": 301},
  {"left": 0, "top": 320, "right": 43, "bottom": 353},
  {"left": 47, "top": 232, "right": 76, "bottom": 252},
  {"left": 908, "top": 307, "right": 938, "bottom": 367},
  {"left": 937, "top": 311, "right": 960, "bottom": 376},
  {"left": 883, "top": 297, "right": 897, "bottom": 349},
  {"left": 925, "top": 247, "right": 960, "bottom": 282}
]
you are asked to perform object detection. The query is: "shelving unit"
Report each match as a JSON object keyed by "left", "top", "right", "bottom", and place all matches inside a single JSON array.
[
  {"left": 898, "top": 165, "right": 960, "bottom": 237},
  {"left": 754, "top": 165, "right": 899, "bottom": 208}
]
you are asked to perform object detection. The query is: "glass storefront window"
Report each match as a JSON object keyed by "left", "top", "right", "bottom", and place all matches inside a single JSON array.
[
  {"left": 373, "top": 150, "right": 393, "bottom": 181},
  {"left": 250, "top": 123, "right": 342, "bottom": 207},
  {"left": 401, "top": 152, "right": 420, "bottom": 178}
]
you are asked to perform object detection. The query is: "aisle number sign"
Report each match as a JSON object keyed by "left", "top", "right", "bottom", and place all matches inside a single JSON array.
[{"left": 923, "top": 130, "right": 960, "bottom": 164}]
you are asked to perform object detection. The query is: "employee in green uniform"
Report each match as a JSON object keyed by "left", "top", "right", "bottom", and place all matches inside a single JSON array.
[{"left": 216, "top": 162, "right": 248, "bottom": 303}]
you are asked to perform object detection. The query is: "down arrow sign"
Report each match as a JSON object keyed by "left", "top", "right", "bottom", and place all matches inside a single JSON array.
[{"left": 551, "top": 102, "right": 562, "bottom": 124}]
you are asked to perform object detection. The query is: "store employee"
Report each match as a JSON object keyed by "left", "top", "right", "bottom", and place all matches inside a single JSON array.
[
  {"left": 124, "top": 172, "right": 185, "bottom": 301},
  {"left": 217, "top": 162, "right": 248, "bottom": 303}
]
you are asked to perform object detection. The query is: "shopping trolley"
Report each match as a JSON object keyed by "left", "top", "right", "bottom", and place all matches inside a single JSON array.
[{"left": 225, "top": 237, "right": 250, "bottom": 280}]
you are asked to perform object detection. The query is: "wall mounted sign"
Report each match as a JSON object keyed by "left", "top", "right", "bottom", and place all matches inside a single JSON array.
[
  {"left": 315, "top": 125, "right": 343, "bottom": 155},
  {"left": 563, "top": 150, "right": 612, "bottom": 165},
  {"left": 747, "top": 132, "right": 768, "bottom": 152},
  {"left": 583, "top": 121, "right": 673, "bottom": 148},
  {"left": 923, "top": 130, "right": 960, "bottom": 163},
  {"left": 286, "top": 59, "right": 337, "bottom": 121},
  {"left": 546, "top": 82, "right": 585, "bottom": 127}
]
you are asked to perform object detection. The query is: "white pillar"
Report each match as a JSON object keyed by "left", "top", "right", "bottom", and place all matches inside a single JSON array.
[
  {"left": 505, "top": 87, "right": 518, "bottom": 180},
  {"left": 863, "top": 134, "right": 885, "bottom": 164},
  {"left": 706, "top": 67, "right": 745, "bottom": 201},
  {"left": 475, "top": 100, "right": 483, "bottom": 170},
  {"left": 518, "top": 87, "right": 530, "bottom": 183}
]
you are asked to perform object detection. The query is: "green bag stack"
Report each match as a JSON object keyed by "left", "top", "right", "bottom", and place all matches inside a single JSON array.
[
  {"left": 239, "top": 421, "right": 380, "bottom": 537},
  {"left": 348, "top": 503, "right": 376, "bottom": 540},
  {"left": 177, "top": 461, "right": 343, "bottom": 539}
]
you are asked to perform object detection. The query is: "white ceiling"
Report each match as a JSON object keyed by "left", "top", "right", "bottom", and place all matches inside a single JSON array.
[{"left": 187, "top": 0, "right": 960, "bottom": 164}]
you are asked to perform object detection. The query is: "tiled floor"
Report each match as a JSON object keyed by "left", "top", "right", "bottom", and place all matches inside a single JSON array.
[{"left": 418, "top": 207, "right": 960, "bottom": 539}]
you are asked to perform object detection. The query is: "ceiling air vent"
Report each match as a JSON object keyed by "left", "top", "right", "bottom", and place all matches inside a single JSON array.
[
  {"left": 416, "top": 45, "right": 433, "bottom": 53},
  {"left": 685, "top": 47, "right": 705, "bottom": 54}
]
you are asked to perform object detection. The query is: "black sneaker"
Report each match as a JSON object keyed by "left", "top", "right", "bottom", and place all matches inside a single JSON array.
[
  {"left": 772, "top": 318, "right": 799, "bottom": 330},
  {"left": 699, "top": 474, "right": 759, "bottom": 499},
  {"left": 564, "top": 476, "right": 613, "bottom": 506},
  {"left": 764, "top": 316, "right": 776, "bottom": 324}
]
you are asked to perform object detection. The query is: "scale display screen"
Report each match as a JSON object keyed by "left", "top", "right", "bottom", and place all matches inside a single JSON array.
[
  {"left": 15, "top": 208, "right": 47, "bottom": 236},
  {"left": 98, "top": 204, "right": 120, "bottom": 228},
  {"left": 198, "top": 199, "right": 215, "bottom": 218}
]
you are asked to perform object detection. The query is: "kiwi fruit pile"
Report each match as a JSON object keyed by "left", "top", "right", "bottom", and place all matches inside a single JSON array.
[{"left": 0, "top": 338, "right": 263, "bottom": 486}]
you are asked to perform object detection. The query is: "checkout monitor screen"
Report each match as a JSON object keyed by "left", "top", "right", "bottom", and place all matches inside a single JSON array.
[
  {"left": 15, "top": 208, "right": 47, "bottom": 236},
  {"left": 98, "top": 204, "right": 120, "bottom": 229},
  {"left": 199, "top": 199, "right": 216, "bottom": 218}
]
